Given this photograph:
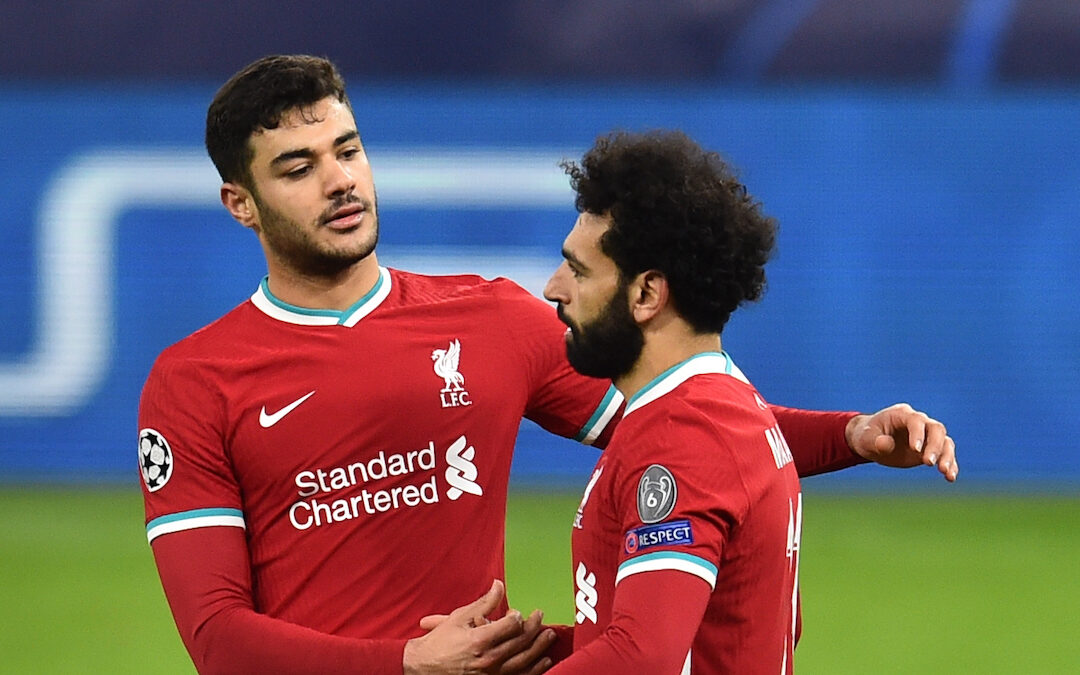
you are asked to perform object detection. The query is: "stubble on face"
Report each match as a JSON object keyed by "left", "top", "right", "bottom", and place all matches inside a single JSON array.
[
  {"left": 559, "top": 277, "right": 644, "bottom": 380},
  {"left": 255, "top": 189, "right": 379, "bottom": 278}
]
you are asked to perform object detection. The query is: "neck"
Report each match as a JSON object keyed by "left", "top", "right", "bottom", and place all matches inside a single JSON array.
[
  {"left": 265, "top": 254, "right": 381, "bottom": 311},
  {"left": 614, "top": 324, "right": 721, "bottom": 404}
]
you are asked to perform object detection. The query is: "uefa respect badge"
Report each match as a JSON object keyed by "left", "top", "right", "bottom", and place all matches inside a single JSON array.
[{"left": 624, "top": 519, "right": 694, "bottom": 554}]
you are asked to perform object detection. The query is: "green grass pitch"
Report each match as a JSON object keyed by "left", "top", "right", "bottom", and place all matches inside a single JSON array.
[{"left": 0, "top": 487, "right": 1076, "bottom": 673}]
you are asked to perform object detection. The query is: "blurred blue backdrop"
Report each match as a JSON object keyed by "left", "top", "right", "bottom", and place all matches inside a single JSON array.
[
  {"left": 1, "top": 86, "right": 1076, "bottom": 488},
  {"left": 1, "top": 1, "right": 1077, "bottom": 489}
]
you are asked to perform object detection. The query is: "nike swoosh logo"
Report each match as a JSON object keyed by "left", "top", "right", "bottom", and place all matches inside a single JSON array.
[{"left": 259, "top": 391, "right": 316, "bottom": 428}]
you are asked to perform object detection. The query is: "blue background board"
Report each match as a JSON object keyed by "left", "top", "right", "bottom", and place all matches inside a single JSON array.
[{"left": 0, "top": 84, "right": 1077, "bottom": 488}]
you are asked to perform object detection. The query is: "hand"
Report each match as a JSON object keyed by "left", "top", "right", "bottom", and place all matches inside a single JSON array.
[
  {"left": 845, "top": 403, "right": 957, "bottom": 482},
  {"left": 403, "top": 580, "right": 528, "bottom": 675},
  {"left": 420, "top": 606, "right": 556, "bottom": 674}
]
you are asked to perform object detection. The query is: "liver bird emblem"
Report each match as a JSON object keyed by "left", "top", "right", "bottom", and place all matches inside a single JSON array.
[{"left": 432, "top": 339, "right": 465, "bottom": 392}]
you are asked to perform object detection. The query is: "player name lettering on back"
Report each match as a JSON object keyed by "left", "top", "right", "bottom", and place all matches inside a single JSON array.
[
  {"left": 288, "top": 437, "right": 482, "bottom": 531},
  {"left": 764, "top": 424, "right": 794, "bottom": 470}
]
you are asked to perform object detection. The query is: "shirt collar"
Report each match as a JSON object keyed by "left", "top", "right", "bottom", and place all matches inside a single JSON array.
[
  {"left": 249, "top": 266, "right": 392, "bottom": 326},
  {"left": 623, "top": 351, "right": 749, "bottom": 417}
]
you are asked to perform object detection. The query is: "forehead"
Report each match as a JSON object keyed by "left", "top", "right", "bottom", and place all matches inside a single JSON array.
[
  {"left": 565, "top": 212, "right": 614, "bottom": 262},
  {"left": 248, "top": 98, "right": 357, "bottom": 161}
]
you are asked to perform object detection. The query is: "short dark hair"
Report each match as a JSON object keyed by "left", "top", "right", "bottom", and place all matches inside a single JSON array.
[
  {"left": 205, "top": 54, "right": 351, "bottom": 186},
  {"left": 563, "top": 130, "right": 776, "bottom": 334}
]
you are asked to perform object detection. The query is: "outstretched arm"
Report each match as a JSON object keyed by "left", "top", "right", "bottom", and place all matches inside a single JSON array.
[
  {"left": 770, "top": 405, "right": 864, "bottom": 477},
  {"left": 772, "top": 403, "right": 957, "bottom": 482}
]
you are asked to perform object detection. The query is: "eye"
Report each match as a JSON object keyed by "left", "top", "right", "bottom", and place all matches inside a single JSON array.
[
  {"left": 340, "top": 147, "right": 360, "bottom": 160},
  {"left": 286, "top": 165, "right": 312, "bottom": 179}
]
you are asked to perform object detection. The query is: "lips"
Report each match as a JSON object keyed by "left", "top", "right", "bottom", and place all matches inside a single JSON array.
[{"left": 324, "top": 204, "right": 365, "bottom": 229}]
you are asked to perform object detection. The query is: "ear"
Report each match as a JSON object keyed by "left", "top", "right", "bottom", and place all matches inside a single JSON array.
[
  {"left": 220, "top": 182, "right": 259, "bottom": 231},
  {"left": 629, "top": 270, "right": 669, "bottom": 324}
]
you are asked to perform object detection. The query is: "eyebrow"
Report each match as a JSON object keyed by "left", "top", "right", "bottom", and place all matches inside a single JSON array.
[
  {"left": 269, "top": 130, "right": 361, "bottom": 167},
  {"left": 561, "top": 246, "right": 588, "bottom": 272}
]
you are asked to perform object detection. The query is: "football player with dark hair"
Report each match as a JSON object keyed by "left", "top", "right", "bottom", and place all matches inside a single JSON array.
[{"left": 139, "top": 56, "right": 956, "bottom": 674}]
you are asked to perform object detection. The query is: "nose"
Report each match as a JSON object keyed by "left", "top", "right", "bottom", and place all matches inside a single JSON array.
[
  {"left": 543, "top": 263, "right": 569, "bottom": 304},
  {"left": 323, "top": 158, "right": 356, "bottom": 197}
]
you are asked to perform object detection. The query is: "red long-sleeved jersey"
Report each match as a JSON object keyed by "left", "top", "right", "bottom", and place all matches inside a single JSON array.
[
  {"left": 139, "top": 269, "right": 860, "bottom": 673},
  {"left": 552, "top": 352, "right": 803, "bottom": 674}
]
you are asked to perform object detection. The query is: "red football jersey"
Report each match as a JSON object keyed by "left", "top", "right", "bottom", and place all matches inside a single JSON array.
[
  {"left": 567, "top": 352, "right": 802, "bottom": 674},
  {"left": 138, "top": 268, "right": 620, "bottom": 638}
]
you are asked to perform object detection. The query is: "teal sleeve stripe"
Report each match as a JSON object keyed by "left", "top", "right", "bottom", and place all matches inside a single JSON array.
[
  {"left": 618, "top": 550, "right": 719, "bottom": 578},
  {"left": 146, "top": 507, "right": 245, "bottom": 533},
  {"left": 574, "top": 384, "right": 619, "bottom": 442}
]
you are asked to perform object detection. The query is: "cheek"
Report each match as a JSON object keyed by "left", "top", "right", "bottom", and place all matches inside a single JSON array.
[
  {"left": 357, "top": 164, "right": 376, "bottom": 188},
  {"left": 276, "top": 195, "right": 320, "bottom": 226},
  {"left": 577, "top": 285, "right": 604, "bottom": 316}
]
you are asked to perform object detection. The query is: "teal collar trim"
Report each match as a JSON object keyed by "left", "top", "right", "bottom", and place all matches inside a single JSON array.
[
  {"left": 623, "top": 351, "right": 748, "bottom": 416},
  {"left": 250, "top": 267, "right": 392, "bottom": 326}
]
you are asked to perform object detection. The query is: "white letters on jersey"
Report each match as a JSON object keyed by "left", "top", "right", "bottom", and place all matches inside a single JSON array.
[
  {"left": 574, "top": 561, "right": 598, "bottom": 624},
  {"left": 573, "top": 465, "right": 604, "bottom": 529},
  {"left": 765, "top": 424, "right": 794, "bottom": 470},
  {"left": 444, "top": 435, "right": 483, "bottom": 499},
  {"left": 784, "top": 493, "right": 803, "bottom": 669}
]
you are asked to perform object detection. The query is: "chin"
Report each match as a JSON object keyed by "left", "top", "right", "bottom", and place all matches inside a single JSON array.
[{"left": 328, "top": 229, "right": 378, "bottom": 260}]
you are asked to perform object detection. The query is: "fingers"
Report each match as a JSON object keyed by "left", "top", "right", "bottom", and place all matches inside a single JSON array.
[
  {"left": 511, "top": 652, "right": 555, "bottom": 675},
  {"left": 404, "top": 581, "right": 528, "bottom": 674},
  {"left": 494, "top": 611, "right": 556, "bottom": 674},
  {"left": 872, "top": 432, "right": 897, "bottom": 453},
  {"left": 478, "top": 579, "right": 506, "bottom": 617},
  {"left": 893, "top": 404, "right": 925, "bottom": 454},
  {"left": 903, "top": 407, "right": 958, "bottom": 482},
  {"left": 418, "top": 613, "right": 449, "bottom": 631},
  {"left": 917, "top": 414, "right": 945, "bottom": 463},
  {"left": 461, "top": 611, "right": 525, "bottom": 665},
  {"left": 935, "top": 435, "right": 958, "bottom": 482},
  {"left": 450, "top": 579, "right": 505, "bottom": 627}
]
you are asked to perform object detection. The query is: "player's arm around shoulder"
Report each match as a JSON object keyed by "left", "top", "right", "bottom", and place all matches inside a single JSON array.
[{"left": 769, "top": 400, "right": 958, "bottom": 482}]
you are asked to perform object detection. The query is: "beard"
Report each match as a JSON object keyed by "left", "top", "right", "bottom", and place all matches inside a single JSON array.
[
  {"left": 559, "top": 280, "right": 644, "bottom": 380},
  {"left": 257, "top": 191, "right": 379, "bottom": 277}
]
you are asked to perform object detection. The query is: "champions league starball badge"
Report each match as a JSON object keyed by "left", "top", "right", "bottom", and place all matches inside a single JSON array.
[
  {"left": 139, "top": 428, "right": 174, "bottom": 492},
  {"left": 637, "top": 464, "right": 677, "bottom": 523}
]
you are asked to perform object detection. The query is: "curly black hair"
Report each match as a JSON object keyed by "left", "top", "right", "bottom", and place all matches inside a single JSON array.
[
  {"left": 205, "top": 54, "right": 350, "bottom": 187},
  {"left": 562, "top": 130, "right": 777, "bottom": 334}
]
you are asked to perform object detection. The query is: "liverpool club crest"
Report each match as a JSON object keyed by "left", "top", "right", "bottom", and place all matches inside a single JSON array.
[{"left": 432, "top": 339, "right": 472, "bottom": 407}]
